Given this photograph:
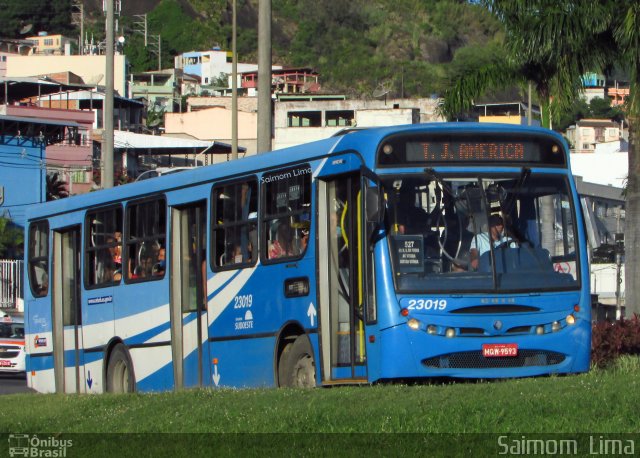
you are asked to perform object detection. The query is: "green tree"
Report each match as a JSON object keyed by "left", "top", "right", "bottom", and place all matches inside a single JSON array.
[
  {"left": 0, "top": 217, "right": 24, "bottom": 259},
  {"left": 46, "top": 172, "right": 69, "bottom": 201},
  {"left": 0, "top": 0, "right": 74, "bottom": 37},
  {"left": 615, "top": 2, "right": 640, "bottom": 316},
  {"left": 441, "top": 1, "right": 613, "bottom": 127}
]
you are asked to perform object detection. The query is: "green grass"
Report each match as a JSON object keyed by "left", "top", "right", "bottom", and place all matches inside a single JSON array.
[{"left": 1, "top": 359, "right": 639, "bottom": 456}]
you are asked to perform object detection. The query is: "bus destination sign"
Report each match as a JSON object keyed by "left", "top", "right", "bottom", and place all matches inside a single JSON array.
[
  {"left": 377, "top": 134, "right": 566, "bottom": 167},
  {"left": 406, "top": 141, "right": 534, "bottom": 163}
]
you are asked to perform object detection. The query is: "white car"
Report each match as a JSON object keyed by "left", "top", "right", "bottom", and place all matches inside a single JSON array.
[{"left": 0, "top": 313, "right": 25, "bottom": 374}]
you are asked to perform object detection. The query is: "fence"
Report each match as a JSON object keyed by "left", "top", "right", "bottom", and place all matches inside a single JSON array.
[{"left": 0, "top": 259, "right": 24, "bottom": 311}]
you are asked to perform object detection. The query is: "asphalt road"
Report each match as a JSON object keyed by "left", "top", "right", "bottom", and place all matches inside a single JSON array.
[{"left": 0, "top": 373, "right": 32, "bottom": 394}]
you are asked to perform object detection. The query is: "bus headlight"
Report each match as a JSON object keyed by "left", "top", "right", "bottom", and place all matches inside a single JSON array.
[
  {"left": 566, "top": 314, "right": 576, "bottom": 325},
  {"left": 445, "top": 328, "right": 456, "bottom": 338},
  {"left": 427, "top": 325, "right": 438, "bottom": 335},
  {"left": 536, "top": 325, "right": 545, "bottom": 335},
  {"left": 407, "top": 318, "right": 420, "bottom": 331},
  {"left": 552, "top": 321, "right": 561, "bottom": 332}
]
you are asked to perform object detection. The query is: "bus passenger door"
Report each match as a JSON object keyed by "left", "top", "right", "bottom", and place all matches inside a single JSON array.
[
  {"left": 318, "top": 174, "right": 368, "bottom": 382},
  {"left": 170, "top": 202, "right": 210, "bottom": 389},
  {"left": 52, "top": 227, "right": 83, "bottom": 394}
]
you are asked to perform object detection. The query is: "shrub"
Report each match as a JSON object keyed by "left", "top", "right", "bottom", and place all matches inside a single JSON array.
[{"left": 591, "top": 315, "right": 640, "bottom": 367}]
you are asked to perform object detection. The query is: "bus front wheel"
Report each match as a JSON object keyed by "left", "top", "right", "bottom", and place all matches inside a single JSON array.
[
  {"left": 280, "top": 336, "right": 316, "bottom": 388},
  {"left": 106, "top": 344, "right": 136, "bottom": 393}
]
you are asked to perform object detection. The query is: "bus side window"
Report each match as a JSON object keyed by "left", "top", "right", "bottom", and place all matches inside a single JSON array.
[
  {"left": 85, "top": 206, "right": 123, "bottom": 287},
  {"left": 28, "top": 220, "right": 50, "bottom": 297},
  {"left": 261, "top": 165, "right": 312, "bottom": 262},
  {"left": 126, "top": 198, "right": 167, "bottom": 282},
  {"left": 212, "top": 179, "right": 258, "bottom": 269}
]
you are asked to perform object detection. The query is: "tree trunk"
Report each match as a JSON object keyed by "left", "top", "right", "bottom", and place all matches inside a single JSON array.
[{"left": 624, "top": 115, "right": 640, "bottom": 317}]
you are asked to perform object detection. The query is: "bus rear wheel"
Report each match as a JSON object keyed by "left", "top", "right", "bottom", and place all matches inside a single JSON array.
[
  {"left": 106, "top": 344, "right": 136, "bottom": 393},
  {"left": 280, "top": 336, "right": 316, "bottom": 388}
]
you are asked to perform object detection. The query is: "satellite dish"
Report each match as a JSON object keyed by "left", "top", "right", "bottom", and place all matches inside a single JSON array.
[
  {"left": 20, "top": 24, "right": 33, "bottom": 35},
  {"left": 372, "top": 81, "right": 391, "bottom": 99},
  {"left": 86, "top": 74, "right": 104, "bottom": 85}
]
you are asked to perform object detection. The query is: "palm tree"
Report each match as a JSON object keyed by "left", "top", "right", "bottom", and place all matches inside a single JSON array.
[
  {"left": 441, "top": 0, "right": 640, "bottom": 316},
  {"left": 46, "top": 172, "right": 69, "bottom": 201},
  {"left": 441, "top": 1, "right": 613, "bottom": 128},
  {"left": 614, "top": 3, "right": 640, "bottom": 316}
]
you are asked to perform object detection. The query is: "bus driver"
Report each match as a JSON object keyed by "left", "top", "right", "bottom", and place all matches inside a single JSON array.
[{"left": 469, "top": 214, "right": 514, "bottom": 270}]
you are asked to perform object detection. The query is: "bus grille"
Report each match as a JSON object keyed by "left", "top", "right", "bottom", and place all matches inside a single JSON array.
[{"left": 422, "top": 350, "right": 565, "bottom": 369}]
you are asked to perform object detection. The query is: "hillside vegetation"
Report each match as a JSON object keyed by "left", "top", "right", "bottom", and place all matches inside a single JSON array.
[{"left": 84, "top": 0, "right": 504, "bottom": 99}]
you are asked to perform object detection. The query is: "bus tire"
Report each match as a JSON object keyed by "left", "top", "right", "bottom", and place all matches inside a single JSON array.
[
  {"left": 106, "top": 344, "right": 136, "bottom": 393},
  {"left": 281, "top": 335, "right": 316, "bottom": 388},
  {"left": 277, "top": 342, "right": 293, "bottom": 387}
]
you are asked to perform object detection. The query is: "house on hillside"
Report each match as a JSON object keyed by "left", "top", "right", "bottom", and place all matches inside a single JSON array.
[
  {"left": 175, "top": 48, "right": 282, "bottom": 94},
  {"left": 565, "top": 119, "right": 621, "bottom": 154},
  {"left": 129, "top": 69, "right": 201, "bottom": 114},
  {"left": 26, "top": 33, "right": 73, "bottom": 56}
]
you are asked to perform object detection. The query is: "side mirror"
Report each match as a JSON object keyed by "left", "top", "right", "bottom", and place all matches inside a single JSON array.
[{"left": 365, "top": 185, "right": 384, "bottom": 224}]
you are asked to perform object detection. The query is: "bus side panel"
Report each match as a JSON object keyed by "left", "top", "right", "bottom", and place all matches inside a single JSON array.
[
  {"left": 130, "top": 346, "right": 174, "bottom": 392},
  {"left": 115, "top": 297, "right": 173, "bottom": 392},
  {"left": 209, "top": 336, "right": 277, "bottom": 388},
  {"left": 207, "top": 257, "right": 318, "bottom": 387},
  {"left": 26, "top": 355, "right": 56, "bottom": 393},
  {"left": 25, "top": 298, "right": 55, "bottom": 393}
]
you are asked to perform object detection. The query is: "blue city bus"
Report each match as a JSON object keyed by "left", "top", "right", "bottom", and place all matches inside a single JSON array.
[{"left": 24, "top": 123, "right": 590, "bottom": 393}]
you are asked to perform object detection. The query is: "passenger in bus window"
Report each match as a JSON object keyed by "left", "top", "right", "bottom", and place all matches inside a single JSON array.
[
  {"left": 108, "top": 233, "right": 122, "bottom": 281},
  {"left": 269, "top": 223, "right": 294, "bottom": 259},
  {"left": 152, "top": 247, "right": 166, "bottom": 275}
]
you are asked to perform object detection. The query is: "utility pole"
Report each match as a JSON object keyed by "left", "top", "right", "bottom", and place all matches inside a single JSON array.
[
  {"left": 72, "top": 1, "right": 84, "bottom": 55},
  {"left": 231, "top": 0, "right": 238, "bottom": 159},
  {"left": 102, "top": 0, "right": 114, "bottom": 189},
  {"left": 133, "top": 14, "right": 148, "bottom": 47},
  {"left": 149, "top": 34, "right": 162, "bottom": 71},
  {"left": 257, "top": 0, "right": 272, "bottom": 153}
]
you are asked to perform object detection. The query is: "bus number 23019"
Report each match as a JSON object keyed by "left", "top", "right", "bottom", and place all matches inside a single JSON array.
[
  {"left": 407, "top": 299, "right": 447, "bottom": 311},
  {"left": 234, "top": 294, "right": 253, "bottom": 309}
]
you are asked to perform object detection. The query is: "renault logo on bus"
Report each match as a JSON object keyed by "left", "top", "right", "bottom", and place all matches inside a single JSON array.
[{"left": 493, "top": 320, "right": 503, "bottom": 331}]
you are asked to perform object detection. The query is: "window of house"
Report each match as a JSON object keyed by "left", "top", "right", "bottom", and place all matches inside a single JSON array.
[
  {"left": 262, "top": 165, "right": 312, "bottom": 262},
  {"left": 326, "top": 110, "right": 354, "bottom": 127},
  {"left": 28, "top": 221, "right": 49, "bottom": 297},
  {"left": 287, "top": 111, "right": 321, "bottom": 127},
  {"left": 212, "top": 178, "right": 258, "bottom": 269},
  {"left": 85, "top": 206, "right": 123, "bottom": 287},
  {"left": 125, "top": 198, "right": 167, "bottom": 281},
  {"left": 70, "top": 170, "right": 87, "bottom": 184},
  {"left": 44, "top": 39, "right": 53, "bottom": 46}
]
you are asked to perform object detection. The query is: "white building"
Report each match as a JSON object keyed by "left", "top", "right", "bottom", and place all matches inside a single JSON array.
[{"left": 274, "top": 96, "right": 444, "bottom": 150}]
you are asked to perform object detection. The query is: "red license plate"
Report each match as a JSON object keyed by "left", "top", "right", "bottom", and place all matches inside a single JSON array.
[
  {"left": 0, "top": 360, "right": 12, "bottom": 367},
  {"left": 482, "top": 343, "right": 518, "bottom": 357}
]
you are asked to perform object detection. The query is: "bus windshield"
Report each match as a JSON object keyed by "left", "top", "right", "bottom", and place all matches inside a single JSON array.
[{"left": 383, "top": 171, "right": 580, "bottom": 293}]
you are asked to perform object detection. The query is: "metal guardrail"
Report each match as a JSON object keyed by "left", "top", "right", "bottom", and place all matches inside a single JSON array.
[{"left": 0, "top": 260, "right": 23, "bottom": 310}]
